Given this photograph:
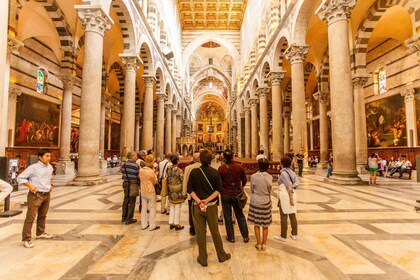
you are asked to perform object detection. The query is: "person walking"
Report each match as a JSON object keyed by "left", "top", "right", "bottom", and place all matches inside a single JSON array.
[
  {"left": 187, "top": 149, "right": 231, "bottom": 267},
  {"left": 159, "top": 153, "right": 172, "bottom": 214},
  {"left": 274, "top": 155, "right": 299, "bottom": 242},
  {"left": 248, "top": 159, "right": 272, "bottom": 251},
  {"left": 121, "top": 151, "right": 139, "bottom": 225},
  {"left": 139, "top": 155, "right": 160, "bottom": 231},
  {"left": 166, "top": 154, "right": 185, "bottom": 230},
  {"left": 218, "top": 149, "right": 249, "bottom": 243},
  {"left": 18, "top": 149, "right": 54, "bottom": 248},
  {"left": 368, "top": 153, "right": 379, "bottom": 185},
  {"left": 182, "top": 152, "right": 201, "bottom": 236},
  {"left": 295, "top": 150, "right": 304, "bottom": 177}
]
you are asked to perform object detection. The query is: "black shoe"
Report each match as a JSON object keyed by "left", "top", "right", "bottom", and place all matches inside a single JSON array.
[
  {"left": 121, "top": 218, "right": 126, "bottom": 223},
  {"left": 197, "top": 257, "right": 208, "bottom": 267},
  {"left": 125, "top": 219, "right": 137, "bottom": 225},
  {"left": 219, "top": 253, "right": 231, "bottom": 263},
  {"left": 189, "top": 228, "right": 195, "bottom": 236},
  {"left": 150, "top": 226, "right": 160, "bottom": 231},
  {"left": 170, "top": 224, "right": 176, "bottom": 229}
]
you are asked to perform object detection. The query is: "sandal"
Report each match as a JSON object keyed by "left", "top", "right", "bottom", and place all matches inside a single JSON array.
[
  {"left": 243, "top": 237, "right": 250, "bottom": 243},
  {"left": 225, "top": 236, "right": 235, "bottom": 243},
  {"left": 255, "top": 244, "right": 261, "bottom": 251}
]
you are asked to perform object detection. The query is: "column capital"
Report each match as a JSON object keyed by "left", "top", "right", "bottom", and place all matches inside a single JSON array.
[
  {"left": 249, "top": 98, "right": 259, "bottom": 107},
  {"left": 258, "top": 87, "right": 270, "bottom": 98},
  {"left": 156, "top": 93, "right": 166, "bottom": 101},
  {"left": 165, "top": 103, "right": 173, "bottom": 110},
  {"left": 352, "top": 73, "right": 370, "bottom": 88},
  {"left": 75, "top": 6, "right": 112, "bottom": 36},
  {"left": 285, "top": 44, "right": 310, "bottom": 64},
  {"left": 143, "top": 76, "right": 156, "bottom": 87},
  {"left": 401, "top": 88, "right": 415, "bottom": 102},
  {"left": 405, "top": 35, "right": 420, "bottom": 54},
  {"left": 8, "top": 86, "right": 21, "bottom": 102},
  {"left": 7, "top": 35, "right": 24, "bottom": 57},
  {"left": 172, "top": 109, "right": 178, "bottom": 115},
  {"left": 59, "top": 75, "right": 77, "bottom": 88},
  {"left": 242, "top": 106, "right": 250, "bottom": 114},
  {"left": 316, "top": 0, "right": 356, "bottom": 24},
  {"left": 269, "top": 71, "right": 287, "bottom": 85},
  {"left": 119, "top": 54, "right": 142, "bottom": 72},
  {"left": 313, "top": 91, "right": 330, "bottom": 105}
]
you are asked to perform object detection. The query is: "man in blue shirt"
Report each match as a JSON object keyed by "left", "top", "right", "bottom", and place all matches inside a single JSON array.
[{"left": 18, "top": 149, "right": 54, "bottom": 248}]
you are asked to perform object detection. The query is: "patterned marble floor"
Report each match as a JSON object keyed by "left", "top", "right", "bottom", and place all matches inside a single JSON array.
[{"left": 1, "top": 171, "right": 420, "bottom": 280}]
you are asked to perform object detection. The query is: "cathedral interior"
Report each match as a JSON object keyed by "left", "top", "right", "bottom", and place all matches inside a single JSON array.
[{"left": 0, "top": 0, "right": 420, "bottom": 279}]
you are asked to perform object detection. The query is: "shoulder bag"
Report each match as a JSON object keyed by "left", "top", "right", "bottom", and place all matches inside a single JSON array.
[{"left": 227, "top": 165, "right": 248, "bottom": 209}]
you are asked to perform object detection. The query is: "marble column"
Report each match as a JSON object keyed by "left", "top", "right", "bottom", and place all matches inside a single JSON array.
[
  {"left": 244, "top": 106, "right": 251, "bottom": 158},
  {"left": 285, "top": 44, "right": 310, "bottom": 155},
  {"left": 134, "top": 113, "right": 140, "bottom": 151},
  {"left": 99, "top": 95, "right": 107, "bottom": 156},
  {"left": 270, "top": 71, "right": 286, "bottom": 161},
  {"left": 107, "top": 118, "right": 112, "bottom": 150},
  {"left": 56, "top": 76, "right": 76, "bottom": 175},
  {"left": 250, "top": 98, "right": 259, "bottom": 158},
  {"left": 232, "top": 121, "right": 238, "bottom": 153},
  {"left": 283, "top": 113, "right": 290, "bottom": 153},
  {"left": 314, "top": 91, "right": 330, "bottom": 169},
  {"left": 7, "top": 86, "right": 21, "bottom": 147},
  {"left": 258, "top": 88, "right": 270, "bottom": 156},
  {"left": 156, "top": 93, "right": 165, "bottom": 157},
  {"left": 317, "top": 0, "right": 360, "bottom": 184},
  {"left": 142, "top": 76, "right": 155, "bottom": 150},
  {"left": 73, "top": 6, "right": 111, "bottom": 184},
  {"left": 401, "top": 88, "right": 417, "bottom": 147},
  {"left": 165, "top": 103, "right": 172, "bottom": 154},
  {"left": 172, "top": 110, "right": 178, "bottom": 153},
  {"left": 120, "top": 55, "right": 140, "bottom": 154},
  {"left": 353, "top": 74, "right": 370, "bottom": 172}
]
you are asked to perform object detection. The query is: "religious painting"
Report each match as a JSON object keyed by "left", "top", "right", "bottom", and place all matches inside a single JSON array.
[
  {"left": 198, "top": 123, "right": 203, "bottom": 132},
  {"left": 104, "top": 120, "right": 109, "bottom": 150},
  {"left": 217, "top": 123, "right": 222, "bottom": 132},
  {"left": 312, "top": 119, "right": 320, "bottom": 150},
  {"left": 110, "top": 122, "right": 120, "bottom": 150},
  {"left": 216, "top": 134, "right": 223, "bottom": 143},
  {"left": 416, "top": 95, "right": 420, "bottom": 146},
  {"left": 366, "top": 94, "right": 407, "bottom": 147},
  {"left": 197, "top": 134, "right": 203, "bottom": 143},
  {"left": 15, "top": 94, "right": 59, "bottom": 147},
  {"left": 70, "top": 127, "right": 79, "bottom": 153}
]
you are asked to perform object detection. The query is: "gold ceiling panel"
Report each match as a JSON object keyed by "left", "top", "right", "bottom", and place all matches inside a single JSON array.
[{"left": 177, "top": 0, "right": 248, "bottom": 30}]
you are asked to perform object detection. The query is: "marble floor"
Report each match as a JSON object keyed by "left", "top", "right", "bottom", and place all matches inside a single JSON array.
[{"left": 1, "top": 170, "right": 420, "bottom": 280}]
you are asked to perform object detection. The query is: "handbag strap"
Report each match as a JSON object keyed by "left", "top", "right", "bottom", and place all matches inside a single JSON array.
[
  {"left": 281, "top": 169, "right": 294, "bottom": 184},
  {"left": 160, "top": 162, "right": 169, "bottom": 180},
  {"left": 199, "top": 167, "right": 214, "bottom": 191},
  {"left": 226, "top": 164, "right": 240, "bottom": 195}
]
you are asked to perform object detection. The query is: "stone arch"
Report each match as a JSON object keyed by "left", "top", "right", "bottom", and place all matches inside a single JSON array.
[
  {"left": 319, "top": 49, "right": 330, "bottom": 93},
  {"left": 273, "top": 36, "right": 290, "bottom": 71},
  {"left": 251, "top": 78, "right": 259, "bottom": 97},
  {"left": 75, "top": 35, "right": 85, "bottom": 59},
  {"left": 155, "top": 67, "right": 164, "bottom": 94},
  {"left": 33, "top": 0, "right": 74, "bottom": 72},
  {"left": 353, "top": 0, "right": 414, "bottom": 71},
  {"left": 304, "top": 62, "right": 315, "bottom": 88},
  {"left": 260, "top": 62, "right": 271, "bottom": 87},
  {"left": 109, "top": 62, "right": 125, "bottom": 95},
  {"left": 110, "top": 0, "right": 137, "bottom": 53},
  {"left": 165, "top": 82, "right": 171, "bottom": 99},
  {"left": 140, "top": 42, "right": 154, "bottom": 76},
  {"left": 291, "top": 0, "right": 319, "bottom": 45}
]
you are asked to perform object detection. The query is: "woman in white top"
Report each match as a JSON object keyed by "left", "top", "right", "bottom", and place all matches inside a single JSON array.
[{"left": 368, "top": 153, "right": 379, "bottom": 185}]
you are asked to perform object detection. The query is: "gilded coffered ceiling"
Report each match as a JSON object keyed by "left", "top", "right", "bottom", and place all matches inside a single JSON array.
[{"left": 177, "top": 0, "right": 248, "bottom": 30}]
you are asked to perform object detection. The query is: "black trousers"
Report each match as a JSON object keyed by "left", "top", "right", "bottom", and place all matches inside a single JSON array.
[
  {"left": 122, "top": 183, "right": 137, "bottom": 221},
  {"left": 188, "top": 199, "right": 195, "bottom": 232},
  {"left": 297, "top": 162, "right": 303, "bottom": 176},
  {"left": 221, "top": 194, "right": 249, "bottom": 240}
]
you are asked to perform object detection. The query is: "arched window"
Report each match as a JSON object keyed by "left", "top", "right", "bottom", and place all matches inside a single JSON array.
[
  {"left": 36, "top": 69, "right": 47, "bottom": 94},
  {"left": 378, "top": 68, "right": 387, "bottom": 94}
]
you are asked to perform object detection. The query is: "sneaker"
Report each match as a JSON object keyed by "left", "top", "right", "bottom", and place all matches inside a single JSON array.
[
  {"left": 274, "top": 236, "right": 286, "bottom": 242},
  {"left": 290, "top": 235, "right": 297, "bottom": 240},
  {"left": 23, "top": 240, "right": 34, "bottom": 248},
  {"left": 36, "top": 233, "right": 53, "bottom": 239}
]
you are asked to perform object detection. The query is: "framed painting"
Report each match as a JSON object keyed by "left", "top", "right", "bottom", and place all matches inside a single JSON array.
[
  {"left": 70, "top": 127, "right": 79, "bottom": 153},
  {"left": 110, "top": 122, "right": 120, "bottom": 150},
  {"left": 15, "top": 94, "right": 60, "bottom": 147}
]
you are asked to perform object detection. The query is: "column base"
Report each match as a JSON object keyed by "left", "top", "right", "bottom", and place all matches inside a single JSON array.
[
  {"left": 99, "top": 159, "right": 108, "bottom": 169},
  {"left": 55, "top": 160, "right": 75, "bottom": 175},
  {"left": 324, "top": 172, "right": 364, "bottom": 185},
  {"left": 70, "top": 175, "right": 107, "bottom": 186},
  {"left": 356, "top": 163, "right": 369, "bottom": 175},
  {"left": 317, "top": 161, "right": 329, "bottom": 170}
]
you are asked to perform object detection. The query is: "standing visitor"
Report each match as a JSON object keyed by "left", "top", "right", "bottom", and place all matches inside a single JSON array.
[
  {"left": 121, "top": 151, "right": 139, "bottom": 225},
  {"left": 248, "top": 159, "right": 272, "bottom": 251},
  {"left": 159, "top": 154, "right": 172, "bottom": 214},
  {"left": 368, "top": 153, "right": 379, "bottom": 185},
  {"left": 295, "top": 150, "right": 304, "bottom": 177},
  {"left": 166, "top": 154, "right": 185, "bottom": 230},
  {"left": 188, "top": 149, "right": 231, "bottom": 267},
  {"left": 218, "top": 149, "right": 249, "bottom": 243},
  {"left": 182, "top": 152, "right": 201, "bottom": 236},
  {"left": 139, "top": 155, "right": 160, "bottom": 231},
  {"left": 274, "top": 156, "right": 299, "bottom": 242},
  {"left": 18, "top": 149, "right": 54, "bottom": 248},
  {"left": 0, "top": 179, "right": 13, "bottom": 203}
]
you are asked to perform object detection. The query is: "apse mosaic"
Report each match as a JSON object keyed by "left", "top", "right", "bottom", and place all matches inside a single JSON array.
[
  {"left": 366, "top": 94, "right": 407, "bottom": 147},
  {"left": 15, "top": 94, "right": 59, "bottom": 147}
]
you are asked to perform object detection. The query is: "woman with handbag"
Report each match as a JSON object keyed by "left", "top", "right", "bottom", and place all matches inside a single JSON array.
[
  {"left": 166, "top": 154, "right": 186, "bottom": 230},
  {"left": 274, "top": 155, "right": 299, "bottom": 242},
  {"left": 248, "top": 158, "right": 273, "bottom": 251},
  {"left": 139, "top": 155, "right": 160, "bottom": 231}
]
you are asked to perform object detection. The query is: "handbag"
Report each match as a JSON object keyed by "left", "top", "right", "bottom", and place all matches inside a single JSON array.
[
  {"left": 123, "top": 164, "right": 139, "bottom": 197},
  {"left": 156, "top": 162, "right": 169, "bottom": 196},
  {"left": 227, "top": 165, "right": 247, "bottom": 209}
]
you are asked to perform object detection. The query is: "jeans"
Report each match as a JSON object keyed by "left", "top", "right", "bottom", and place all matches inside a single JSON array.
[
  {"left": 141, "top": 193, "right": 157, "bottom": 230},
  {"left": 221, "top": 194, "right": 249, "bottom": 240},
  {"left": 122, "top": 183, "right": 137, "bottom": 221},
  {"left": 297, "top": 162, "right": 303, "bottom": 176},
  {"left": 22, "top": 192, "right": 51, "bottom": 241},
  {"left": 327, "top": 165, "right": 333, "bottom": 178}
]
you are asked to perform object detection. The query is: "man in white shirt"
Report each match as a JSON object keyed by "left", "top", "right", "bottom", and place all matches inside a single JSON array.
[
  {"left": 0, "top": 179, "right": 13, "bottom": 203},
  {"left": 17, "top": 149, "right": 54, "bottom": 248},
  {"left": 159, "top": 154, "right": 172, "bottom": 214},
  {"left": 182, "top": 153, "right": 201, "bottom": 236},
  {"left": 256, "top": 150, "right": 266, "bottom": 161}
]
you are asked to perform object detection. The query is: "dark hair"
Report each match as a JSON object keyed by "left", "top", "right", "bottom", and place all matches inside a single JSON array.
[
  {"left": 200, "top": 149, "right": 213, "bottom": 165},
  {"left": 259, "top": 150, "right": 264, "bottom": 155},
  {"left": 38, "top": 149, "right": 51, "bottom": 157},
  {"left": 147, "top": 149, "right": 153, "bottom": 155},
  {"left": 258, "top": 159, "right": 269, "bottom": 172},
  {"left": 281, "top": 156, "right": 292, "bottom": 168},
  {"left": 165, "top": 153, "right": 172, "bottom": 159},
  {"left": 371, "top": 153, "right": 377, "bottom": 158},
  {"left": 223, "top": 149, "right": 233, "bottom": 163},
  {"left": 170, "top": 154, "right": 179, "bottom": 165}
]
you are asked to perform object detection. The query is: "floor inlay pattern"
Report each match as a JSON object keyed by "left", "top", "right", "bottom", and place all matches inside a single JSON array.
[{"left": 1, "top": 174, "right": 420, "bottom": 280}]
